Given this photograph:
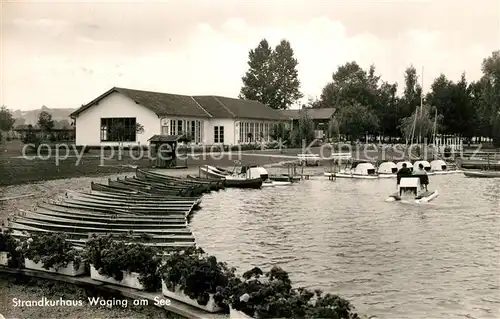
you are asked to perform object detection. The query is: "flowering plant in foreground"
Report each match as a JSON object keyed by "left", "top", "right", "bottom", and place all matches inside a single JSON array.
[
  {"left": 224, "top": 266, "right": 359, "bottom": 318},
  {"left": 0, "top": 229, "right": 24, "bottom": 268},
  {"left": 160, "top": 246, "right": 236, "bottom": 307},
  {"left": 84, "top": 234, "right": 161, "bottom": 292},
  {"left": 19, "top": 232, "right": 83, "bottom": 271}
]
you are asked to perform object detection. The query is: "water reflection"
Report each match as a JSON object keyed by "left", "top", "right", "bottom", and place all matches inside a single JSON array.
[{"left": 190, "top": 175, "right": 500, "bottom": 319}]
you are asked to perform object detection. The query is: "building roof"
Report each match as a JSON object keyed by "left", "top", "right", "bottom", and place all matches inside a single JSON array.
[
  {"left": 70, "top": 87, "right": 211, "bottom": 119},
  {"left": 281, "top": 107, "right": 336, "bottom": 120},
  {"left": 71, "top": 87, "right": 285, "bottom": 120},
  {"left": 193, "top": 96, "right": 287, "bottom": 120}
]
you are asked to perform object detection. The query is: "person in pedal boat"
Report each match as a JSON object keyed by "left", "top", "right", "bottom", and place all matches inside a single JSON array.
[
  {"left": 412, "top": 163, "right": 429, "bottom": 191},
  {"left": 396, "top": 163, "right": 412, "bottom": 185}
]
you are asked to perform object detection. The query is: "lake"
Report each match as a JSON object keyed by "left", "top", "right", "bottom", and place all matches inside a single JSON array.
[{"left": 190, "top": 174, "right": 500, "bottom": 319}]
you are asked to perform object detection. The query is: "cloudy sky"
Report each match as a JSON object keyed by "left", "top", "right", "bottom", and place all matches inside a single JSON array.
[{"left": 2, "top": 0, "right": 499, "bottom": 111}]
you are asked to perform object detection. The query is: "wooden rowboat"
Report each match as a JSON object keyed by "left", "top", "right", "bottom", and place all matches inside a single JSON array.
[{"left": 463, "top": 170, "right": 500, "bottom": 178}]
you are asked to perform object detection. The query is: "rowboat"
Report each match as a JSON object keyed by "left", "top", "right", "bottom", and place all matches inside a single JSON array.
[
  {"left": 201, "top": 164, "right": 291, "bottom": 187},
  {"left": 31, "top": 209, "right": 187, "bottom": 224},
  {"left": 199, "top": 166, "right": 263, "bottom": 189},
  {"left": 463, "top": 170, "right": 500, "bottom": 178}
]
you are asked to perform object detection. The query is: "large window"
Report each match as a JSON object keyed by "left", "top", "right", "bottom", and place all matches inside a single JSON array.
[
  {"left": 214, "top": 126, "right": 224, "bottom": 144},
  {"left": 238, "top": 122, "right": 273, "bottom": 143},
  {"left": 100, "top": 117, "right": 136, "bottom": 142},
  {"left": 162, "top": 119, "right": 203, "bottom": 143}
]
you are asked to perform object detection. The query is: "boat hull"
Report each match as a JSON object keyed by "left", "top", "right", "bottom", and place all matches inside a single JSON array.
[
  {"left": 432, "top": 170, "right": 463, "bottom": 175},
  {"left": 334, "top": 173, "right": 378, "bottom": 179},
  {"left": 386, "top": 190, "right": 439, "bottom": 203},
  {"left": 262, "top": 180, "right": 292, "bottom": 187},
  {"left": 378, "top": 173, "right": 396, "bottom": 178},
  {"left": 200, "top": 167, "right": 263, "bottom": 188},
  {"left": 463, "top": 170, "right": 500, "bottom": 178}
]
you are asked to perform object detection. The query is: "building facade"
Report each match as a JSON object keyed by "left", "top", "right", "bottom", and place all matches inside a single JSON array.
[{"left": 71, "top": 87, "right": 285, "bottom": 147}]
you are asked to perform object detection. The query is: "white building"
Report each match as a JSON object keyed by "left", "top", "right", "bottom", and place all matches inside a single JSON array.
[{"left": 70, "top": 87, "right": 286, "bottom": 147}]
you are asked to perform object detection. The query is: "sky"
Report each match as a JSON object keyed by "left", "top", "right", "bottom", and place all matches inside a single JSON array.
[{"left": 1, "top": 0, "right": 499, "bottom": 111}]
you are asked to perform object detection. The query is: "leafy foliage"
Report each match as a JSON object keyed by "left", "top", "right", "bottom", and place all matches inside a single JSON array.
[
  {"left": 225, "top": 266, "right": 359, "bottom": 319},
  {"left": 335, "top": 102, "right": 379, "bottom": 141},
  {"left": 20, "top": 232, "right": 82, "bottom": 271},
  {"left": 269, "top": 123, "right": 291, "bottom": 145},
  {"left": 399, "top": 104, "right": 442, "bottom": 143},
  {"left": 0, "top": 229, "right": 24, "bottom": 268},
  {"left": 37, "top": 111, "right": 55, "bottom": 132},
  {"left": 84, "top": 234, "right": 161, "bottom": 291},
  {"left": 240, "top": 39, "right": 303, "bottom": 110},
  {"left": 160, "top": 246, "right": 236, "bottom": 307},
  {"left": 0, "top": 105, "right": 15, "bottom": 132},
  {"left": 291, "top": 110, "right": 316, "bottom": 146}
]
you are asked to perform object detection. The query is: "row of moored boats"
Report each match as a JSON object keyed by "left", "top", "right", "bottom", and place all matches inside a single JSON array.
[
  {"left": 5, "top": 169, "right": 225, "bottom": 249},
  {"left": 324, "top": 159, "right": 461, "bottom": 179}
]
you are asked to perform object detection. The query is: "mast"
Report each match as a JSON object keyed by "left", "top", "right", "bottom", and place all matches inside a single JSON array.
[
  {"left": 432, "top": 108, "right": 438, "bottom": 147},
  {"left": 418, "top": 66, "right": 424, "bottom": 144}
]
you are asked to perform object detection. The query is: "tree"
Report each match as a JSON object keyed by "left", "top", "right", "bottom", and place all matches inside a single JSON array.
[
  {"left": 240, "top": 39, "right": 273, "bottom": 105},
  {"left": 37, "top": 111, "right": 54, "bottom": 133},
  {"left": 373, "top": 81, "right": 399, "bottom": 140},
  {"left": 0, "top": 106, "right": 15, "bottom": 132},
  {"left": 335, "top": 102, "right": 379, "bottom": 141},
  {"left": 426, "top": 73, "right": 476, "bottom": 138},
  {"left": 240, "top": 39, "right": 303, "bottom": 109},
  {"left": 327, "top": 117, "right": 340, "bottom": 140},
  {"left": 399, "top": 104, "right": 441, "bottom": 143},
  {"left": 477, "top": 51, "right": 500, "bottom": 142},
  {"left": 270, "top": 122, "right": 291, "bottom": 144},
  {"left": 319, "top": 62, "right": 377, "bottom": 110},
  {"left": 399, "top": 66, "right": 423, "bottom": 120},
  {"left": 293, "top": 109, "right": 315, "bottom": 146},
  {"left": 268, "top": 40, "right": 303, "bottom": 109}
]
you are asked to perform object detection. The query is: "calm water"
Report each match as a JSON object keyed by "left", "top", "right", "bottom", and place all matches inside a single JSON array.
[{"left": 190, "top": 174, "right": 500, "bottom": 319}]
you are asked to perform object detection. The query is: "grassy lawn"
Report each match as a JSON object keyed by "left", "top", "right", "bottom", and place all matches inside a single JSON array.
[{"left": 0, "top": 140, "right": 290, "bottom": 186}]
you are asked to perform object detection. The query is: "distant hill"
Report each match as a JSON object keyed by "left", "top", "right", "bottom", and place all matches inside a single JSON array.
[{"left": 12, "top": 105, "right": 76, "bottom": 129}]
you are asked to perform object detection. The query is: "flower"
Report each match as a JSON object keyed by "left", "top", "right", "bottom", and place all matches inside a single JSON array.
[{"left": 239, "top": 293, "right": 250, "bottom": 302}]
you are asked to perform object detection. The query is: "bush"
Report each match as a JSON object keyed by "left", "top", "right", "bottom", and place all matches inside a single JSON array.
[
  {"left": 20, "top": 232, "right": 82, "bottom": 271},
  {"left": 225, "top": 266, "right": 359, "bottom": 318},
  {"left": 84, "top": 234, "right": 161, "bottom": 291},
  {"left": 0, "top": 229, "right": 24, "bottom": 268},
  {"left": 160, "top": 246, "right": 236, "bottom": 307}
]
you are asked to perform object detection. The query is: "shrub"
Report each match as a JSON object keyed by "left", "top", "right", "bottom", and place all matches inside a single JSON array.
[
  {"left": 20, "top": 232, "right": 82, "bottom": 271},
  {"left": 85, "top": 234, "right": 161, "bottom": 291},
  {"left": 226, "top": 267, "right": 359, "bottom": 319},
  {"left": 0, "top": 229, "right": 24, "bottom": 268},
  {"left": 160, "top": 246, "right": 236, "bottom": 307}
]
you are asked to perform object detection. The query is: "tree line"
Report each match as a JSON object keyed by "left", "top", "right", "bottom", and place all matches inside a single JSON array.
[
  {"left": 0, "top": 108, "right": 74, "bottom": 143},
  {"left": 240, "top": 39, "right": 500, "bottom": 147}
]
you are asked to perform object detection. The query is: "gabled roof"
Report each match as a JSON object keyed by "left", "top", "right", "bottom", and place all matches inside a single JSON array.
[
  {"left": 71, "top": 87, "right": 285, "bottom": 120},
  {"left": 71, "top": 87, "right": 211, "bottom": 118},
  {"left": 281, "top": 107, "right": 336, "bottom": 120}
]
